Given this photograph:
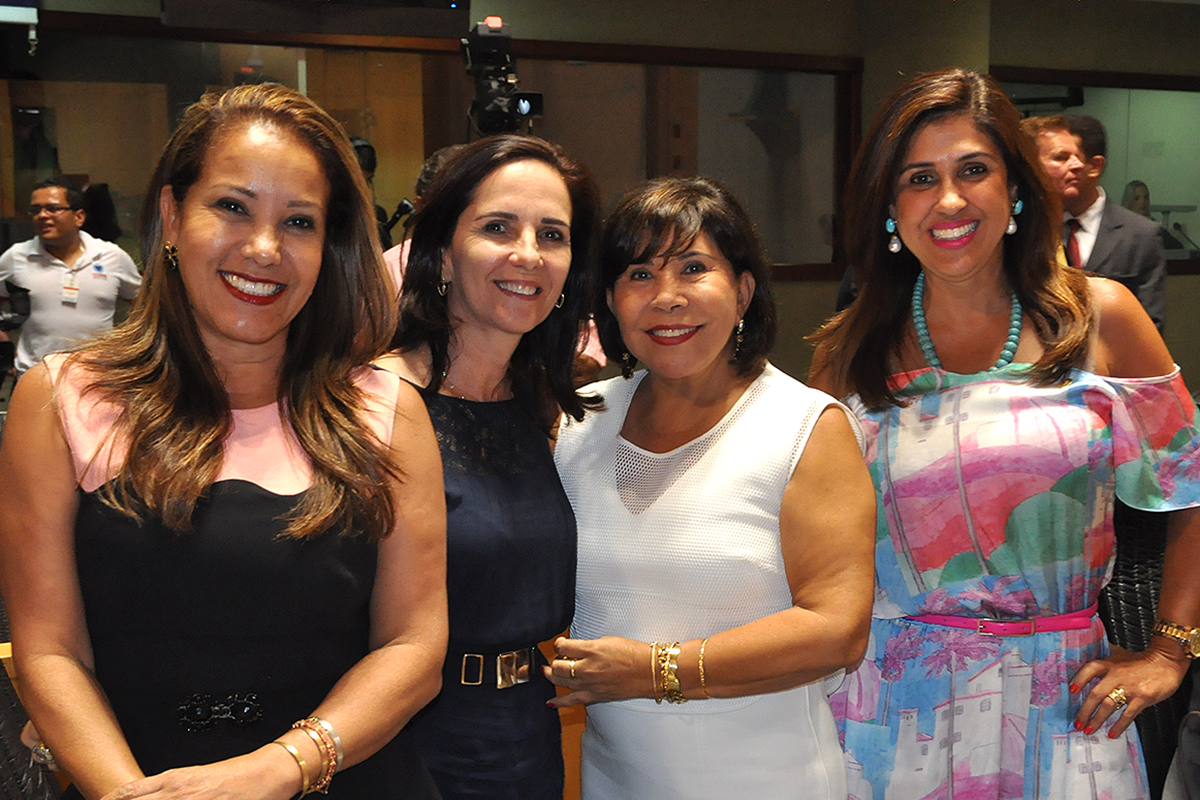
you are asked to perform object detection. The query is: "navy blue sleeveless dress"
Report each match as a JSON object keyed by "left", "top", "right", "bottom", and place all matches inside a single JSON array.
[{"left": 406, "top": 390, "right": 575, "bottom": 800}]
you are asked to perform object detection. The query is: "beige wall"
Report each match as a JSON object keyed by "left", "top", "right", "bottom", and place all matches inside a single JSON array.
[
  {"left": 474, "top": 0, "right": 861, "bottom": 56},
  {"left": 306, "top": 49, "right": 426, "bottom": 217},
  {"left": 990, "top": 0, "right": 1200, "bottom": 75}
]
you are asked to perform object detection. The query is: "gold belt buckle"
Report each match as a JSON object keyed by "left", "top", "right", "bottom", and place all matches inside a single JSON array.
[
  {"left": 460, "top": 653, "right": 484, "bottom": 686},
  {"left": 496, "top": 648, "right": 531, "bottom": 690}
]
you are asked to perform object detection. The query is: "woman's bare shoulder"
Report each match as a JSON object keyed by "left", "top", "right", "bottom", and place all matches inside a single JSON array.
[
  {"left": 1087, "top": 277, "right": 1174, "bottom": 379},
  {"left": 374, "top": 349, "right": 431, "bottom": 387}
]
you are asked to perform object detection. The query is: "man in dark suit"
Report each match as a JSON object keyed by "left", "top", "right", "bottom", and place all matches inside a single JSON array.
[
  {"left": 1023, "top": 114, "right": 1167, "bottom": 331},
  {"left": 1024, "top": 116, "right": 1177, "bottom": 799}
]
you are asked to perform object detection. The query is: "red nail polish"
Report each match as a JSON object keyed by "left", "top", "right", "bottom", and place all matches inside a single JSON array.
[
  {"left": 1084, "top": 725, "right": 1094, "bottom": 735},
  {"left": 1069, "top": 683, "right": 1079, "bottom": 693},
  {"left": 1108, "top": 730, "right": 1118, "bottom": 739},
  {"left": 1074, "top": 719, "right": 1083, "bottom": 731}
]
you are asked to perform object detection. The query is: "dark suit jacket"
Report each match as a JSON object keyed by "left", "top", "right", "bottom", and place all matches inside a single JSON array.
[{"left": 1083, "top": 201, "right": 1168, "bottom": 332}]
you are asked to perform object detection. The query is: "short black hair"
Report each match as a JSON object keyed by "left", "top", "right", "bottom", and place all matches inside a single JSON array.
[
  {"left": 598, "top": 176, "right": 777, "bottom": 378},
  {"left": 414, "top": 144, "right": 466, "bottom": 198},
  {"left": 33, "top": 177, "right": 84, "bottom": 210},
  {"left": 350, "top": 138, "right": 377, "bottom": 174},
  {"left": 1065, "top": 115, "right": 1107, "bottom": 160}
]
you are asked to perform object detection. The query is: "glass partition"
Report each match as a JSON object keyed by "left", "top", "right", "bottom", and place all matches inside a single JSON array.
[
  {"left": 0, "top": 21, "right": 855, "bottom": 271},
  {"left": 1001, "top": 76, "right": 1200, "bottom": 263}
]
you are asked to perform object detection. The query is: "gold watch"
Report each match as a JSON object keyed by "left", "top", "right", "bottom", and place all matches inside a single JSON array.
[{"left": 1153, "top": 619, "right": 1200, "bottom": 659}]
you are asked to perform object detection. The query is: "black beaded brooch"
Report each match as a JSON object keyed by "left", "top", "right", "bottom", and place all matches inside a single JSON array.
[{"left": 177, "top": 692, "right": 264, "bottom": 732}]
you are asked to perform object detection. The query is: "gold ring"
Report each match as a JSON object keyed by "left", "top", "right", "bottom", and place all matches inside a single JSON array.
[
  {"left": 1107, "top": 687, "right": 1129, "bottom": 709},
  {"left": 569, "top": 659, "right": 577, "bottom": 679}
]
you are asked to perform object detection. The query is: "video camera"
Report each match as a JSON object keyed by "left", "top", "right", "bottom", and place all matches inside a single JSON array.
[{"left": 461, "top": 16, "right": 543, "bottom": 136}]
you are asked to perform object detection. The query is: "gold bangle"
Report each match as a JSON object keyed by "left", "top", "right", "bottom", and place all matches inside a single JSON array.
[
  {"left": 292, "top": 719, "right": 336, "bottom": 793},
  {"left": 660, "top": 642, "right": 686, "bottom": 704},
  {"left": 698, "top": 637, "right": 711, "bottom": 698},
  {"left": 271, "top": 740, "right": 310, "bottom": 798},
  {"left": 650, "top": 642, "right": 664, "bottom": 703}
]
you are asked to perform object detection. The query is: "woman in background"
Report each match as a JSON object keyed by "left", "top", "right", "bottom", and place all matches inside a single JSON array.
[
  {"left": 812, "top": 68, "right": 1200, "bottom": 799},
  {"left": 550, "top": 176, "right": 875, "bottom": 799},
  {"left": 0, "top": 84, "right": 446, "bottom": 799},
  {"left": 380, "top": 134, "right": 601, "bottom": 800}
]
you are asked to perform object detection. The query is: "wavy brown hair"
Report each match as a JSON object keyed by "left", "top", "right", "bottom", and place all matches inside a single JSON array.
[
  {"left": 68, "top": 83, "right": 400, "bottom": 539},
  {"left": 810, "top": 68, "right": 1090, "bottom": 409}
]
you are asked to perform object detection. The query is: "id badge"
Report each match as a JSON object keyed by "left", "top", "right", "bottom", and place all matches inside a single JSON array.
[{"left": 61, "top": 270, "right": 81, "bottom": 304}]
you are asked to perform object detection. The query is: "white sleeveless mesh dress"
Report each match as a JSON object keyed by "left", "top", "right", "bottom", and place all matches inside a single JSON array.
[{"left": 555, "top": 364, "right": 862, "bottom": 800}]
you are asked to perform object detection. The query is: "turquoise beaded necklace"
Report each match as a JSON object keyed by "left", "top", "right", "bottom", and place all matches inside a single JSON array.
[{"left": 911, "top": 271, "right": 1022, "bottom": 371}]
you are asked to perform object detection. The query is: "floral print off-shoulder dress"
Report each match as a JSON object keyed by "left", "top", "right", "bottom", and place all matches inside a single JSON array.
[{"left": 833, "top": 364, "right": 1200, "bottom": 800}]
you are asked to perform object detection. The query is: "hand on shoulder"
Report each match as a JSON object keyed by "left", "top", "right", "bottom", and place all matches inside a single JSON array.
[{"left": 1088, "top": 276, "right": 1174, "bottom": 379}]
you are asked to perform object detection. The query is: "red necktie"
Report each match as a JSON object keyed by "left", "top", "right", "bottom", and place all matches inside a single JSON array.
[{"left": 1065, "top": 218, "right": 1082, "bottom": 267}]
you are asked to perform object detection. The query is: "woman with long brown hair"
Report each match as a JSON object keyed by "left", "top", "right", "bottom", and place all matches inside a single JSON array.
[
  {"left": 0, "top": 84, "right": 446, "bottom": 799},
  {"left": 812, "top": 68, "right": 1200, "bottom": 799}
]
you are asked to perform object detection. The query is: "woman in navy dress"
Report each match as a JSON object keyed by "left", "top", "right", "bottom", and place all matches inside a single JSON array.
[{"left": 380, "top": 135, "right": 601, "bottom": 800}]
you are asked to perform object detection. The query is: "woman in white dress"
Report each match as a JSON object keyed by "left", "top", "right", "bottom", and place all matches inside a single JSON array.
[{"left": 549, "top": 177, "right": 876, "bottom": 799}]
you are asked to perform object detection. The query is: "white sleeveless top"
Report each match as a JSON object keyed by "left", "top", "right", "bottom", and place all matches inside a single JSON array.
[{"left": 555, "top": 364, "right": 862, "bottom": 800}]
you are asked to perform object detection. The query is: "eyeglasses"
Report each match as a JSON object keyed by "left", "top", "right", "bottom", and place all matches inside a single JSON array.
[{"left": 28, "top": 204, "right": 76, "bottom": 216}]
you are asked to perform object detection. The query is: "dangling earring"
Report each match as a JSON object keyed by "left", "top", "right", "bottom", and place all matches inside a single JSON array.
[
  {"left": 620, "top": 350, "right": 634, "bottom": 379},
  {"left": 1006, "top": 198, "right": 1023, "bottom": 236},
  {"left": 885, "top": 218, "right": 902, "bottom": 254},
  {"left": 732, "top": 318, "right": 745, "bottom": 360},
  {"left": 555, "top": 293, "right": 565, "bottom": 309},
  {"left": 437, "top": 280, "right": 449, "bottom": 296},
  {"left": 163, "top": 241, "right": 179, "bottom": 270}
]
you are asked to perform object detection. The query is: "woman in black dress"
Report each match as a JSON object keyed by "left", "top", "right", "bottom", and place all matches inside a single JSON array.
[
  {"left": 0, "top": 84, "right": 447, "bottom": 800},
  {"left": 380, "top": 135, "right": 600, "bottom": 800}
]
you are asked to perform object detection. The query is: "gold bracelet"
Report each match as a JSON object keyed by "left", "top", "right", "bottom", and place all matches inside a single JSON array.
[
  {"left": 660, "top": 642, "right": 687, "bottom": 704},
  {"left": 651, "top": 642, "right": 664, "bottom": 703},
  {"left": 698, "top": 637, "right": 711, "bottom": 698},
  {"left": 292, "top": 719, "right": 336, "bottom": 793},
  {"left": 271, "top": 740, "right": 310, "bottom": 798}
]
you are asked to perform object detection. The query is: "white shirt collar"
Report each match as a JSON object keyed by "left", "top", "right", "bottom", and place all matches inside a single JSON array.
[{"left": 1066, "top": 187, "right": 1106, "bottom": 233}]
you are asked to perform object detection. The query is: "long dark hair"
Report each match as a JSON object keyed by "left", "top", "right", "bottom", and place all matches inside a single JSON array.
[
  {"left": 392, "top": 135, "right": 602, "bottom": 430},
  {"left": 597, "top": 176, "right": 777, "bottom": 378},
  {"left": 810, "top": 68, "right": 1089, "bottom": 409},
  {"left": 71, "top": 83, "right": 400, "bottom": 539}
]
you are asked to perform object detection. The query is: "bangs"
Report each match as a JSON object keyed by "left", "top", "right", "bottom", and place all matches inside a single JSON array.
[{"left": 623, "top": 205, "right": 706, "bottom": 267}]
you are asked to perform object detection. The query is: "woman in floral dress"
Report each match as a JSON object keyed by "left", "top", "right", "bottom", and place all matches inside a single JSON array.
[{"left": 812, "top": 68, "right": 1200, "bottom": 800}]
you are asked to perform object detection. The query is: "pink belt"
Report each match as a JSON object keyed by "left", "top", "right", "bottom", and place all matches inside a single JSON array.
[{"left": 906, "top": 603, "right": 1098, "bottom": 637}]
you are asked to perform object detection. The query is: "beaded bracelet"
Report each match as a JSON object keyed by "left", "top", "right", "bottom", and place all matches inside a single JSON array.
[
  {"left": 698, "top": 637, "right": 711, "bottom": 698},
  {"left": 292, "top": 719, "right": 337, "bottom": 793},
  {"left": 659, "top": 642, "right": 687, "bottom": 704},
  {"left": 312, "top": 717, "right": 344, "bottom": 772},
  {"left": 271, "top": 740, "right": 310, "bottom": 798}
]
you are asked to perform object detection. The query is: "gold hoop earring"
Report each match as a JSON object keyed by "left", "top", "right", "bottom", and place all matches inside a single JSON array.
[
  {"left": 555, "top": 293, "right": 565, "bottom": 309},
  {"left": 437, "top": 280, "right": 449, "bottom": 297}
]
